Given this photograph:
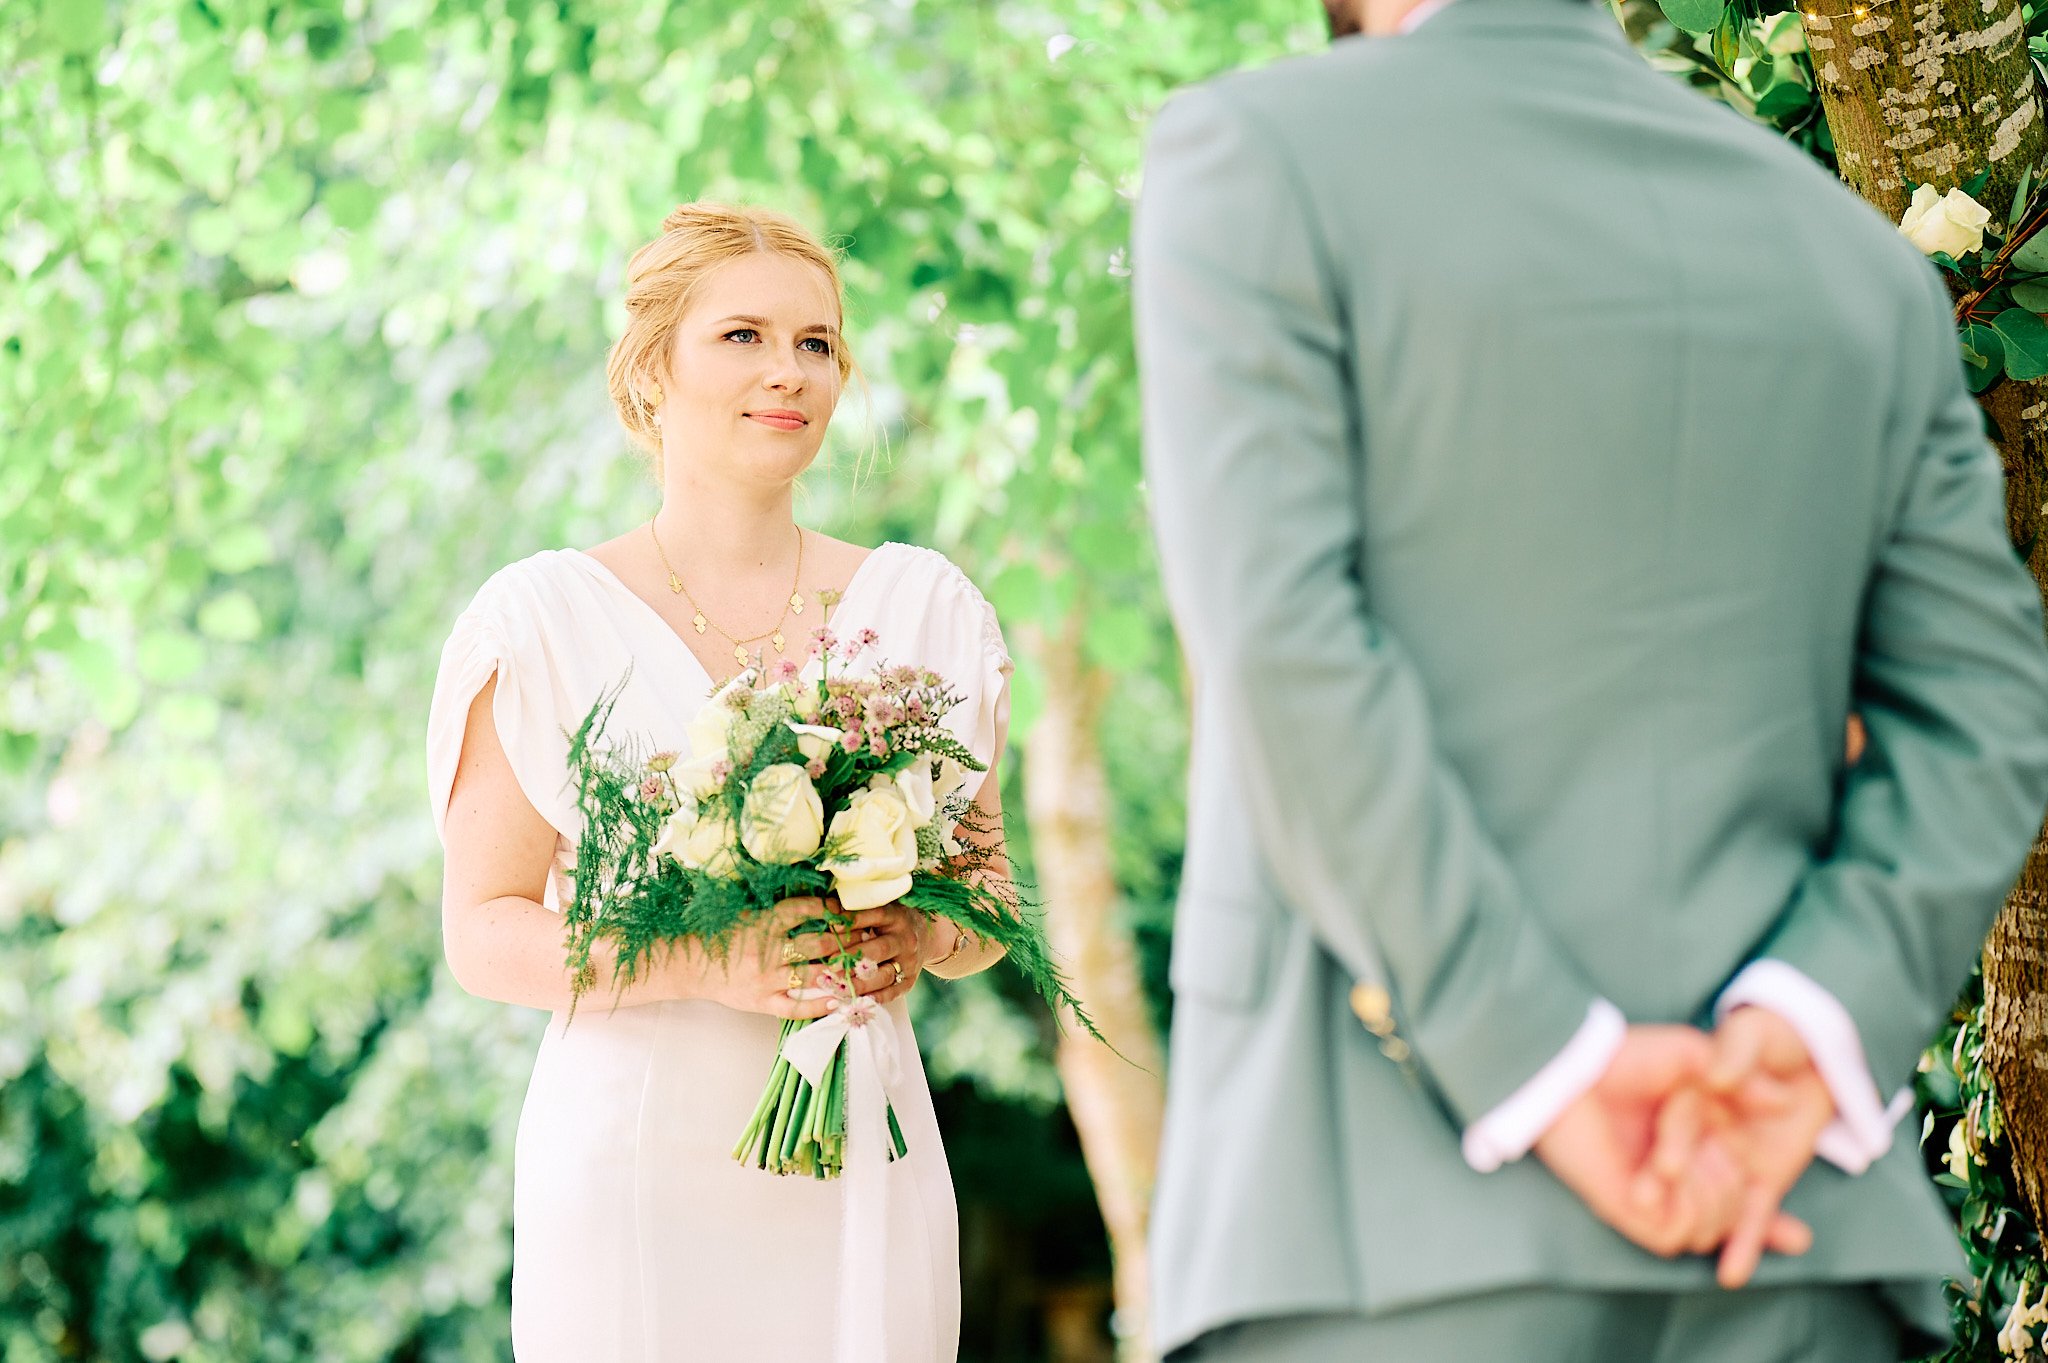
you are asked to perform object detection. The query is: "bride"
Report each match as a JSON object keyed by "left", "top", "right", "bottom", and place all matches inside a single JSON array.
[{"left": 425, "top": 202, "right": 1014, "bottom": 1361}]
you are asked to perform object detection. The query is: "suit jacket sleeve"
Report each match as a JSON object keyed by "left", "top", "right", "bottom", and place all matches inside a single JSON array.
[
  {"left": 1134, "top": 81, "right": 1601, "bottom": 1124},
  {"left": 1749, "top": 261, "right": 2048, "bottom": 1097}
]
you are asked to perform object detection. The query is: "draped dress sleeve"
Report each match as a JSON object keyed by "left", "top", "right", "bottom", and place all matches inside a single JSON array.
[
  {"left": 424, "top": 558, "right": 586, "bottom": 907},
  {"left": 869, "top": 546, "right": 1015, "bottom": 804}
]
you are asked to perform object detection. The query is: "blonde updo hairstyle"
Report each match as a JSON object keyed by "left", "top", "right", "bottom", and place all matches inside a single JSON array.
[{"left": 606, "top": 202, "right": 861, "bottom": 463}]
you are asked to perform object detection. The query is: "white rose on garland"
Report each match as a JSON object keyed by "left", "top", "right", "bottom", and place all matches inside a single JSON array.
[
  {"left": 1899, "top": 183, "right": 1991, "bottom": 258},
  {"left": 822, "top": 785, "right": 920, "bottom": 910},
  {"left": 741, "top": 763, "right": 826, "bottom": 864}
]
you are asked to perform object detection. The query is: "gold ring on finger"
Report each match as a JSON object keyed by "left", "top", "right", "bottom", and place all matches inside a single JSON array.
[
  {"left": 781, "top": 941, "right": 804, "bottom": 965},
  {"left": 892, "top": 962, "right": 904, "bottom": 984}
]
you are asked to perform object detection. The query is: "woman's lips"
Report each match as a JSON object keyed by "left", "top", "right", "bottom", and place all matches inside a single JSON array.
[{"left": 747, "top": 412, "right": 807, "bottom": 432}]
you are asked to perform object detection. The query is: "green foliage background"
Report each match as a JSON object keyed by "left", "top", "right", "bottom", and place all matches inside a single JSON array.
[{"left": 0, "top": 0, "right": 2018, "bottom": 1358}]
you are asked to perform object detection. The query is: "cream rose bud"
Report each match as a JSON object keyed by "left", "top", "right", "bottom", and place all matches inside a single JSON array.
[
  {"left": 823, "top": 787, "right": 920, "bottom": 910},
  {"left": 1899, "top": 183, "right": 1992, "bottom": 258},
  {"left": 652, "top": 802, "right": 741, "bottom": 879},
  {"left": 677, "top": 804, "right": 743, "bottom": 880},
  {"left": 740, "top": 763, "right": 825, "bottom": 864},
  {"left": 787, "top": 721, "right": 844, "bottom": 763},
  {"left": 652, "top": 804, "right": 697, "bottom": 864}
]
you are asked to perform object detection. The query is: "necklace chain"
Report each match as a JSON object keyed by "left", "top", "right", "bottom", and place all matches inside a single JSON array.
[{"left": 647, "top": 518, "right": 808, "bottom": 667}]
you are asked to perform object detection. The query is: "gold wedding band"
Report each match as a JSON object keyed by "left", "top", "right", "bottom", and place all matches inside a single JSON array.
[
  {"left": 892, "top": 962, "right": 905, "bottom": 984},
  {"left": 781, "top": 941, "right": 804, "bottom": 966}
]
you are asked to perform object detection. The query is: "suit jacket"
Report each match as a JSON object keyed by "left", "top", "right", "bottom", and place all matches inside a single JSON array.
[{"left": 1133, "top": 0, "right": 2048, "bottom": 1350}]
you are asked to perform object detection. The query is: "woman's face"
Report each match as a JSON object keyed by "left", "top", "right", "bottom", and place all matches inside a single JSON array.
[{"left": 657, "top": 251, "right": 844, "bottom": 489}]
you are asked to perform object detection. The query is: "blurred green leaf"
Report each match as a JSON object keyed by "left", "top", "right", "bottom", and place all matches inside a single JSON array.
[{"left": 196, "top": 591, "right": 262, "bottom": 642}]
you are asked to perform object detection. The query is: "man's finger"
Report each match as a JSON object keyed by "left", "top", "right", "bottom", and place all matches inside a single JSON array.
[
  {"left": 1715, "top": 1182, "right": 1782, "bottom": 1289},
  {"left": 1601, "top": 1026, "right": 1712, "bottom": 1099},
  {"left": 1764, "top": 1211, "right": 1812, "bottom": 1258},
  {"left": 1707, "top": 1012, "right": 1765, "bottom": 1093},
  {"left": 1649, "top": 1086, "right": 1705, "bottom": 1184}
]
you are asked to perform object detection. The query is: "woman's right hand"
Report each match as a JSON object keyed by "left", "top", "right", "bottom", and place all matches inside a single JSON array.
[{"left": 668, "top": 895, "right": 906, "bottom": 1020}]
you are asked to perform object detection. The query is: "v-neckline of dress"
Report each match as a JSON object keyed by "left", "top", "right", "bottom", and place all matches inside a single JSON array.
[{"left": 560, "top": 540, "right": 903, "bottom": 698}]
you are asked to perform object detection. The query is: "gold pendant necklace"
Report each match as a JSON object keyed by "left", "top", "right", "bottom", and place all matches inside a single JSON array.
[{"left": 647, "top": 519, "right": 806, "bottom": 665}]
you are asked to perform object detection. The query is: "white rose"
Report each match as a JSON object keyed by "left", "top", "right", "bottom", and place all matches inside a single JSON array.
[
  {"left": 871, "top": 762, "right": 936, "bottom": 826},
  {"left": 822, "top": 786, "right": 920, "bottom": 910},
  {"left": 787, "top": 720, "right": 844, "bottom": 762},
  {"left": 740, "top": 763, "right": 825, "bottom": 864},
  {"left": 1899, "top": 183, "right": 1991, "bottom": 258},
  {"left": 657, "top": 801, "right": 742, "bottom": 879}
]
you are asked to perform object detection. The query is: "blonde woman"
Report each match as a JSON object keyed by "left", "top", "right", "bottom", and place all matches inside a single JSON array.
[{"left": 425, "top": 203, "right": 1013, "bottom": 1361}]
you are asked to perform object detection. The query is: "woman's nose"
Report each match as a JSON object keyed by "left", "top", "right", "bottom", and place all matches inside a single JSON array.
[{"left": 763, "top": 349, "right": 806, "bottom": 392}]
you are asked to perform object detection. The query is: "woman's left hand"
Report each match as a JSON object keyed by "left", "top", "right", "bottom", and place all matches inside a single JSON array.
[{"left": 824, "top": 902, "right": 935, "bottom": 1007}]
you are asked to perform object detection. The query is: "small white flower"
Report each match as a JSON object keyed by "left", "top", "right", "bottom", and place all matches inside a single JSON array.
[
  {"left": 1999, "top": 1280, "right": 2048, "bottom": 1356},
  {"left": 1944, "top": 1118, "right": 1974, "bottom": 1179},
  {"left": 1899, "top": 183, "right": 1992, "bottom": 258}
]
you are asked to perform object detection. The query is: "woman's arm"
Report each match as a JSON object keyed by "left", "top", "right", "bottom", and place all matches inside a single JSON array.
[
  {"left": 441, "top": 672, "right": 685, "bottom": 1011},
  {"left": 922, "top": 707, "right": 1013, "bottom": 982}
]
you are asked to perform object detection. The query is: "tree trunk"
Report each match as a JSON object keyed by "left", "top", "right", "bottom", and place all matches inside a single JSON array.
[
  {"left": 1980, "top": 376, "right": 2048, "bottom": 1233},
  {"left": 1021, "top": 612, "right": 1170, "bottom": 1363},
  {"left": 1802, "top": 0, "right": 2048, "bottom": 1232},
  {"left": 1802, "top": 0, "right": 2042, "bottom": 223}
]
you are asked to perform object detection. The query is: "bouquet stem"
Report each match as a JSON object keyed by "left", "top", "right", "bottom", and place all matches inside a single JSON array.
[{"left": 731, "top": 926, "right": 910, "bottom": 1179}]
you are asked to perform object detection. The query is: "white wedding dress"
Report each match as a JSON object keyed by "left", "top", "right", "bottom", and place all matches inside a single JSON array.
[{"left": 424, "top": 541, "right": 1013, "bottom": 1363}]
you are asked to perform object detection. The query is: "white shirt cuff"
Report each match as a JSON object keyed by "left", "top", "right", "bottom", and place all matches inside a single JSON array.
[
  {"left": 1461, "top": 998, "right": 1627, "bottom": 1173},
  {"left": 1714, "top": 959, "right": 1912, "bottom": 1175}
]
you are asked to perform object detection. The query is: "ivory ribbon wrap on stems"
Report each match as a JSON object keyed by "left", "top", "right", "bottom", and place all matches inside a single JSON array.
[{"left": 779, "top": 995, "right": 907, "bottom": 1363}]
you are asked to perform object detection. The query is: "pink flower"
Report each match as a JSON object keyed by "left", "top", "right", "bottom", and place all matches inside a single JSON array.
[
  {"left": 840, "top": 729, "right": 864, "bottom": 753},
  {"left": 772, "top": 658, "right": 800, "bottom": 682},
  {"left": 811, "top": 628, "right": 838, "bottom": 649},
  {"left": 639, "top": 777, "right": 664, "bottom": 800},
  {"left": 868, "top": 736, "right": 888, "bottom": 759},
  {"left": 806, "top": 756, "right": 828, "bottom": 780},
  {"left": 856, "top": 628, "right": 879, "bottom": 648},
  {"left": 711, "top": 759, "right": 733, "bottom": 781},
  {"left": 853, "top": 957, "right": 879, "bottom": 980}
]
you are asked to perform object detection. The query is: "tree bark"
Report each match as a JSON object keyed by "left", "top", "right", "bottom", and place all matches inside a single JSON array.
[
  {"left": 1979, "top": 376, "right": 2048, "bottom": 1234},
  {"left": 1801, "top": 0, "right": 2048, "bottom": 1232},
  {"left": 1021, "top": 612, "right": 1170, "bottom": 1363},
  {"left": 1803, "top": 0, "right": 2042, "bottom": 222}
]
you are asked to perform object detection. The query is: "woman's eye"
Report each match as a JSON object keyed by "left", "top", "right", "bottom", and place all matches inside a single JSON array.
[
  {"left": 724, "top": 328, "right": 759, "bottom": 343},
  {"left": 800, "top": 337, "right": 833, "bottom": 355}
]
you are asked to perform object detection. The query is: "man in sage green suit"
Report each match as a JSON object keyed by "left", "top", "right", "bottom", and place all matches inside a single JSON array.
[{"left": 1133, "top": 0, "right": 2048, "bottom": 1356}]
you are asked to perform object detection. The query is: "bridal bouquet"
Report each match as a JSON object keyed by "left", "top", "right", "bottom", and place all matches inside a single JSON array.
[{"left": 560, "top": 627, "right": 1091, "bottom": 1181}]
